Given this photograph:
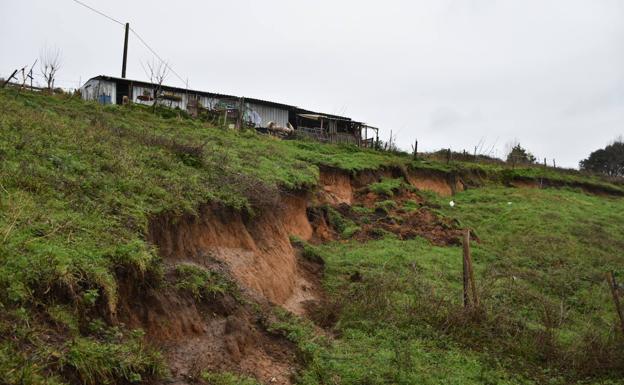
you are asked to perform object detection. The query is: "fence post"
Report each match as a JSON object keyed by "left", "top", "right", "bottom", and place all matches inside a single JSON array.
[
  {"left": 463, "top": 230, "right": 479, "bottom": 307},
  {"left": 412, "top": 139, "right": 418, "bottom": 160},
  {"left": 463, "top": 245, "right": 470, "bottom": 308},
  {"left": 606, "top": 271, "right": 624, "bottom": 335},
  {"left": 2, "top": 69, "right": 18, "bottom": 88}
]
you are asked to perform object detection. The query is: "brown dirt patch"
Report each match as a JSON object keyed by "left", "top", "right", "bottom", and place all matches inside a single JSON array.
[
  {"left": 315, "top": 187, "right": 464, "bottom": 246},
  {"left": 116, "top": 269, "right": 298, "bottom": 385},
  {"left": 148, "top": 192, "right": 316, "bottom": 313},
  {"left": 318, "top": 167, "right": 354, "bottom": 205},
  {"left": 138, "top": 191, "right": 324, "bottom": 384},
  {"left": 406, "top": 169, "right": 464, "bottom": 196}
]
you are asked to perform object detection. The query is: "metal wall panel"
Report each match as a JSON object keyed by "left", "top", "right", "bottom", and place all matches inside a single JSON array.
[
  {"left": 81, "top": 80, "right": 116, "bottom": 104},
  {"left": 132, "top": 85, "right": 188, "bottom": 109},
  {"left": 248, "top": 102, "right": 289, "bottom": 128}
]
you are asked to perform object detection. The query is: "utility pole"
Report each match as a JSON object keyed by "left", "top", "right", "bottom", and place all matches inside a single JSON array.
[{"left": 121, "top": 22, "right": 129, "bottom": 78}]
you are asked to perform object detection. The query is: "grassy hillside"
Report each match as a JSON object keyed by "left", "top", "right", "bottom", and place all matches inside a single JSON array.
[
  {"left": 280, "top": 187, "right": 624, "bottom": 385},
  {"left": 1, "top": 89, "right": 623, "bottom": 385}
]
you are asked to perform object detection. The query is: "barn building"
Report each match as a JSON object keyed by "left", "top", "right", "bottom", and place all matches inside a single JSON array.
[{"left": 80, "top": 75, "right": 378, "bottom": 147}]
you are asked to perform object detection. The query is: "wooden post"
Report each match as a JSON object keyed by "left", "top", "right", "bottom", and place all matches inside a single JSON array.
[
  {"left": 2, "top": 69, "right": 18, "bottom": 88},
  {"left": 235, "top": 97, "right": 243, "bottom": 129},
  {"left": 544, "top": 158, "right": 547, "bottom": 167},
  {"left": 446, "top": 148, "right": 451, "bottom": 164},
  {"left": 553, "top": 159, "right": 556, "bottom": 168},
  {"left": 462, "top": 230, "right": 479, "bottom": 307},
  {"left": 121, "top": 22, "right": 129, "bottom": 78},
  {"left": 413, "top": 139, "right": 418, "bottom": 160},
  {"left": 463, "top": 248, "right": 470, "bottom": 308},
  {"left": 606, "top": 271, "right": 624, "bottom": 334}
]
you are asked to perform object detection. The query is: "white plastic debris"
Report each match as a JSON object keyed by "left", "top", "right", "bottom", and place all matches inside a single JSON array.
[{"left": 449, "top": 200, "right": 455, "bottom": 207}]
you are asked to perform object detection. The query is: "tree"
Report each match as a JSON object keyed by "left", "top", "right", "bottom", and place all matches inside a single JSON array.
[
  {"left": 580, "top": 139, "right": 624, "bottom": 177},
  {"left": 40, "top": 45, "right": 62, "bottom": 90},
  {"left": 506, "top": 143, "right": 536, "bottom": 164},
  {"left": 143, "top": 59, "right": 169, "bottom": 112}
]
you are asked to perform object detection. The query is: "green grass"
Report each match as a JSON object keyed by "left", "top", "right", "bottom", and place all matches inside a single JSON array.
[
  {"left": 368, "top": 177, "right": 407, "bottom": 197},
  {"left": 286, "top": 187, "right": 624, "bottom": 385},
  {"left": 201, "top": 371, "right": 261, "bottom": 385}
]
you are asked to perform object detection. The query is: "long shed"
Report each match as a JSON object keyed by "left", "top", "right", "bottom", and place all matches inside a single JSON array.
[{"left": 80, "top": 75, "right": 373, "bottom": 145}]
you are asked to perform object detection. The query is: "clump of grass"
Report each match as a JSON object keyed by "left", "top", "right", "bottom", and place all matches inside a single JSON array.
[
  {"left": 402, "top": 199, "right": 420, "bottom": 212},
  {"left": 174, "top": 264, "right": 234, "bottom": 300},
  {"left": 201, "top": 371, "right": 261, "bottom": 385},
  {"left": 326, "top": 207, "right": 360, "bottom": 238},
  {"left": 60, "top": 330, "right": 166, "bottom": 385},
  {"left": 368, "top": 178, "right": 405, "bottom": 197},
  {"left": 290, "top": 236, "right": 325, "bottom": 265},
  {"left": 374, "top": 199, "right": 397, "bottom": 213},
  {"left": 351, "top": 205, "right": 374, "bottom": 215}
]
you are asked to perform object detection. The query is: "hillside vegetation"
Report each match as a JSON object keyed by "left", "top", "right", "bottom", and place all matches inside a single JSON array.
[{"left": 0, "top": 89, "right": 623, "bottom": 385}]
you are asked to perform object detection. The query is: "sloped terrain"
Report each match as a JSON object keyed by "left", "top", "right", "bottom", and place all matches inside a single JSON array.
[{"left": 1, "top": 89, "right": 624, "bottom": 385}]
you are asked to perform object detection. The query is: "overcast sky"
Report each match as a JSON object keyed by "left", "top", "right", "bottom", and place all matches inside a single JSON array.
[{"left": 1, "top": 0, "right": 623, "bottom": 167}]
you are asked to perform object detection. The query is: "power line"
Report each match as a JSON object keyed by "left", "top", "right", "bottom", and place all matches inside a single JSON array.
[
  {"left": 71, "top": 0, "right": 124, "bottom": 26},
  {"left": 129, "top": 28, "right": 187, "bottom": 86},
  {"left": 70, "top": 0, "right": 188, "bottom": 87}
]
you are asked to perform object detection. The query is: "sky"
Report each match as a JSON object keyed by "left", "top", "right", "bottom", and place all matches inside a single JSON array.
[{"left": 1, "top": 0, "right": 623, "bottom": 167}]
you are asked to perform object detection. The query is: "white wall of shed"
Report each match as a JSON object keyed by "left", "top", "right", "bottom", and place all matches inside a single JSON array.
[
  {"left": 80, "top": 79, "right": 116, "bottom": 104},
  {"left": 132, "top": 85, "right": 189, "bottom": 109},
  {"left": 248, "top": 102, "right": 289, "bottom": 128}
]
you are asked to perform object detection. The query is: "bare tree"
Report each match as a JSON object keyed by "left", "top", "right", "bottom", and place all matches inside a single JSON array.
[
  {"left": 40, "top": 45, "right": 62, "bottom": 91},
  {"left": 143, "top": 59, "right": 169, "bottom": 111}
]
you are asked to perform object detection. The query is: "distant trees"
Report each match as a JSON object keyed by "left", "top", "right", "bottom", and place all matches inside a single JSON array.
[
  {"left": 506, "top": 143, "right": 536, "bottom": 164},
  {"left": 580, "top": 139, "right": 624, "bottom": 177}
]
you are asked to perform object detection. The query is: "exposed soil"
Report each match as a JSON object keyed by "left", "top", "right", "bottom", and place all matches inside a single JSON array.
[
  {"left": 405, "top": 168, "right": 465, "bottom": 197},
  {"left": 116, "top": 268, "right": 299, "bottom": 385},
  {"left": 121, "top": 168, "right": 468, "bottom": 384},
  {"left": 317, "top": 167, "right": 355, "bottom": 205},
  {"left": 321, "top": 188, "right": 465, "bottom": 246},
  {"left": 148, "top": 192, "right": 315, "bottom": 313},
  {"left": 119, "top": 191, "right": 325, "bottom": 384}
]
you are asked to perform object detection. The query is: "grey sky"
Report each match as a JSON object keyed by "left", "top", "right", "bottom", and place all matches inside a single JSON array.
[{"left": 1, "top": 0, "right": 623, "bottom": 167}]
